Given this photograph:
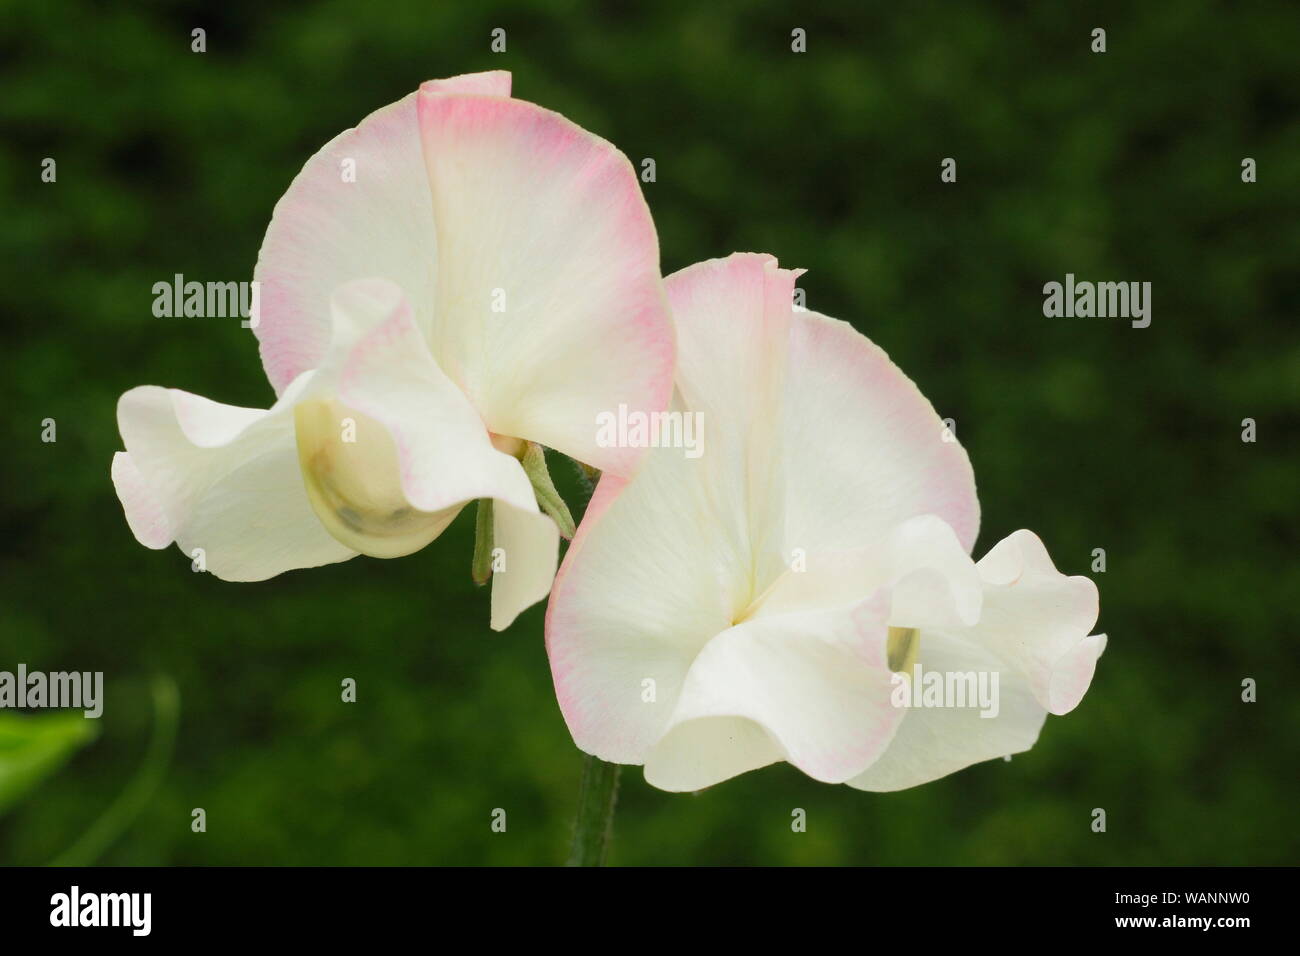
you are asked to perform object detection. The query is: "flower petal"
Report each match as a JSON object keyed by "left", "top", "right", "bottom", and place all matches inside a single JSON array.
[
  {"left": 114, "top": 380, "right": 358, "bottom": 581},
  {"left": 755, "top": 514, "right": 982, "bottom": 630},
  {"left": 327, "top": 278, "right": 537, "bottom": 519},
  {"left": 253, "top": 89, "right": 437, "bottom": 394},
  {"left": 419, "top": 70, "right": 512, "bottom": 97},
  {"left": 489, "top": 500, "right": 559, "bottom": 631},
  {"left": 974, "top": 530, "right": 1104, "bottom": 715},
  {"left": 546, "top": 448, "right": 738, "bottom": 764},
  {"left": 644, "top": 593, "right": 903, "bottom": 790},
  {"left": 846, "top": 627, "right": 1049, "bottom": 792},
  {"left": 782, "top": 311, "right": 980, "bottom": 556},
  {"left": 665, "top": 253, "right": 802, "bottom": 588},
  {"left": 416, "top": 90, "right": 673, "bottom": 475}
]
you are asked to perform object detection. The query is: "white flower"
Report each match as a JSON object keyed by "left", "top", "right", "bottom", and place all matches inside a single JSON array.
[
  {"left": 112, "top": 72, "right": 674, "bottom": 630},
  {"left": 546, "top": 252, "right": 1105, "bottom": 790}
]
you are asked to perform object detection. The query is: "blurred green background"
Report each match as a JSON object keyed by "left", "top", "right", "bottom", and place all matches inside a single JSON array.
[{"left": 2, "top": 0, "right": 1297, "bottom": 865}]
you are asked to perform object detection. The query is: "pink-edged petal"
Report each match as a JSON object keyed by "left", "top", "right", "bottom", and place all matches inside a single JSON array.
[
  {"left": 546, "top": 446, "right": 739, "bottom": 764},
  {"left": 111, "top": 451, "right": 173, "bottom": 549},
  {"left": 974, "top": 530, "right": 1104, "bottom": 715},
  {"left": 419, "top": 70, "right": 512, "bottom": 97},
  {"left": 781, "top": 311, "right": 980, "bottom": 558},
  {"left": 416, "top": 90, "right": 673, "bottom": 475},
  {"left": 643, "top": 593, "right": 903, "bottom": 790},
  {"left": 253, "top": 90, "right": 436, "bottom": 394},
  {"left": 114, "top": 380, "right": 358, "bottom": 581}
]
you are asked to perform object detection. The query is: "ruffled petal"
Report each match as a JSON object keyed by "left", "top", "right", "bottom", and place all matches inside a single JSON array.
[
  {"left": 115, "top": 277, "right": 559, "bottom": 625},
  {"left": 644, "top": 593, "right": 902, "bottom": 790},
  {"left": 974, "top": 530, "right": 1104, "bottom": 715},
  {"left": 755, "top": 514, "right": 982, "bottom": 630},
  {"left": 114, "top": 379, "right": 358, "bottom": 581},
  {"left": 847, "top": 627, "right": 1049, "bottom": 792}
]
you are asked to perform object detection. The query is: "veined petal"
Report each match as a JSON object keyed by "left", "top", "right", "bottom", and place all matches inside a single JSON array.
[
  {"left": 782, "top": 311, "right": 980, "bottom": 557},
  {"left": 416, "top": 90, "right": 673, "bottom": 475},
  {"left": 644, "top": 593, "right": 902, "bottom": 790}
]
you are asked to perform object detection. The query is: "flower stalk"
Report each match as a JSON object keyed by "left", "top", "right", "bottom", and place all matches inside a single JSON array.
[{"left": 566, "top": 754, "right": 621, "bottom": 866}]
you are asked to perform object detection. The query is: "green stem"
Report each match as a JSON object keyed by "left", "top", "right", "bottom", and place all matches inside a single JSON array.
[
  {"left": 522, "top": 443, "right": 576, "bottom": 539},
  {"left": 471, "top": 498, "right": 495, "bottom": 585},
  {"left": 566, "top": 754, "right": 621, "bottom": 866},
  {"left": 51, "top": 675, "right": 179, "bottom": 866}
]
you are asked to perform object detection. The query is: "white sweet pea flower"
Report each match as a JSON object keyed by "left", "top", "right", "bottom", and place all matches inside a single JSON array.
[
  {"left": 545, "top": 252, "right": 1106, "bottom": 790},
  {"left": 112, "top": 72, "right": 674, "bottom": 630}
]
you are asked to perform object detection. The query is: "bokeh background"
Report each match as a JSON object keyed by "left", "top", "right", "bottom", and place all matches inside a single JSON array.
[{"left": 2, "top": 0, "right": 1297, "bottom": 865}]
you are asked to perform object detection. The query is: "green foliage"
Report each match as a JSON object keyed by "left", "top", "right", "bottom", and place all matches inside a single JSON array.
[{"left": 0, "top": 712, "right": 98, "bottom": 818}]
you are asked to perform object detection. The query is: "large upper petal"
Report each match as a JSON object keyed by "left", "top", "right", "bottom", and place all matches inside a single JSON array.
[
  {"left": 254, "top": 93, "right": 436, "bottom": 394},
  {"left": 255, "top": 71, "right": 672, "bottom": 475},
  {"left": 415, "top": 88, "right": 673, "bottom": 475},
  {"left": 781, "top": 311, "right": 980, "bottom": 557}
]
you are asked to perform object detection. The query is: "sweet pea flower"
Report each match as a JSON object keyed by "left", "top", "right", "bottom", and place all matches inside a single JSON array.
[
  {"left": 546, "top": 252, "right": 1106, "bottom": 791},
  {"left": 112, "top": 71, "right": 674, "bottom": 630}
]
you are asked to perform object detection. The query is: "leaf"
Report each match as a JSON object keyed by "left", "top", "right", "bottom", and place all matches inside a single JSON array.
[{"left": 0, "top": 710, "right": 99, "bottom": 818}]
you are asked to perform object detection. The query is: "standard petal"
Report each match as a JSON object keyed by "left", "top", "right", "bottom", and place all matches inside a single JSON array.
[
  {"left": 416, "top": 90, "right": 673, "bottom": 475},
  {"left": 253, "top": 89, "right": 438, "bottom": 394},
  {"left": 781, "top": 311, "right": 980, "bottom": 558},
  {"left": 115, "top": 381, "right": 358, "bottom": 581},
  {"left": 643, "top": 593, "right": 903, "bottom": 790},
  {"left": 419, "top": 70, "right": 512, "bottom": 97},
  {"left": 664, "top": 253, "right": 802, "bottom": 590}
]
